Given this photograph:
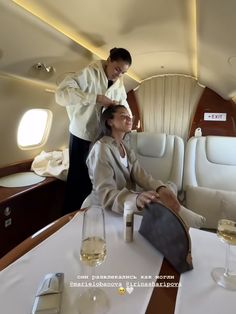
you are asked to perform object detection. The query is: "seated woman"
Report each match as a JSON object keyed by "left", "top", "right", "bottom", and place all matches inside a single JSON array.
[{"left": 86, "top": 105, "right": 205, "bottom": 228}]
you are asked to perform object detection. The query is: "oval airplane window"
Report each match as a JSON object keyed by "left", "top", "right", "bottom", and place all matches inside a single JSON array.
[{"left": 17, "top": 109, "right": 52, "bottom": 149}]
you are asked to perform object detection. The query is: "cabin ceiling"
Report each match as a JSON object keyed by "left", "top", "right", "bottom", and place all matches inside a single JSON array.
[{"left": 0, "top": 0, "right": 236, "bottom": 98}]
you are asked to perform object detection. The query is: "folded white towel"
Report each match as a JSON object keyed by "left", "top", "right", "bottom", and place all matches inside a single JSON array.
[{"left": 31, "top": 149, "right": 69, "bottom": 181}]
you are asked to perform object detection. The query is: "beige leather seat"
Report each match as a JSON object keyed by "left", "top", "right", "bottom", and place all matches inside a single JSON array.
[
  {"left": 129, "top": 132, "right": 184, "bottom": 192},
  {"left": 183, "top": 136, "right": 236, "bottom": 229}
]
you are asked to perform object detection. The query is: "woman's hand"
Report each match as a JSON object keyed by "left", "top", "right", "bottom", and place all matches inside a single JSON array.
[
  {"left": 96, "top": 95, "right": 118, "bottom": 107},
  {"left": 157, "top": 187, "right": 180, "bottom": 213},
  {"left": 136, "top": 191, "right": 160, "bottom": 209}
]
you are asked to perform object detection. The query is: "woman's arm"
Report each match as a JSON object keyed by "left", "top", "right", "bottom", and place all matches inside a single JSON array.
[
  {"left": 55, "top": 71, "right": 97, "bottom": 107},
  {"left": 55, "top": 67, "right": 114, "bottom": 108}
]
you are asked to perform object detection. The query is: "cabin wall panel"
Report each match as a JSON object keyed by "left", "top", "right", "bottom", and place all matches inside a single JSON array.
[
  {"left": 0, "top": 76, "right": 69, "bottom": 167},
  {"left": 189, "top": 87, "right": 236, "bottom": 137},
  {"left": 135, "top": 75, "right": 204, "bottom": 142},
  {"left": 0, "top": 176, "right": 66, "bottom": 258}
]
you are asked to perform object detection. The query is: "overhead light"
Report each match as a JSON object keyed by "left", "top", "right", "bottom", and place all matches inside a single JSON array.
[
  {"left": 33, "top": 62, "right": 55, "bottom": 73},
  {"left": 12, "top": 0, "right": 141, "bottom": 83}
]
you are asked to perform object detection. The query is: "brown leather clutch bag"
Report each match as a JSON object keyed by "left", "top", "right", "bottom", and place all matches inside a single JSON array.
[{"left": 139, "top": 202, "right": 193, "bottom": 274}]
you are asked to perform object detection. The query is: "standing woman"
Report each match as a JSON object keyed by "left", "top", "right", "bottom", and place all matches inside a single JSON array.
[
  {"left": 86, "top": 105, "right": 206, "bottom": 228},
  {"left": 55, "top": 48, "right": 132, "bottom": 214}
]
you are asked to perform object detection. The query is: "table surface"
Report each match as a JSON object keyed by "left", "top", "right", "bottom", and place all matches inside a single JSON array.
[
  {"left": 0, "top": 211, "right": 171, "bottom": 314},
  {"left": 0, "top": 210, "right": 235, "bottom": 314}
]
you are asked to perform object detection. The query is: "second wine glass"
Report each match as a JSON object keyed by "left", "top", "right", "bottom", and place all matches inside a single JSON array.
[{"left": 211, "top": 219, "right": 236, "bottom": 290}]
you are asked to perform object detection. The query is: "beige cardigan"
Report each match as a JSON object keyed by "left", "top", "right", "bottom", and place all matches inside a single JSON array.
[
  {"left": 86, "top": 136, "right": 164, "bottom": 214},
  {"left": 55, "top": 60, "right": 130, "bottom": 141}
]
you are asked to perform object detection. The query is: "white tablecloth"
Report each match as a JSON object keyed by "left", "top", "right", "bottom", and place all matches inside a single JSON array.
[
  {"left": 175, "top": 228, "right": 236, "bottom": 314},
  {"left": 0, "top": 211, "right": 163, "bottom": 314}
]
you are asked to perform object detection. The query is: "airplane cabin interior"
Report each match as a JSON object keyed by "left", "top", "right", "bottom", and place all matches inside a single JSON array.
[{"left": 0, "top": 1, "right": 236, "bottom": 313}]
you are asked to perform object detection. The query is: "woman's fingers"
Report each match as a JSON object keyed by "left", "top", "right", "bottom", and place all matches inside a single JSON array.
[
  {"left": 137, "top": 191, "right": 159, "bottom": 208},
  {"left": 136, "top": 188, "right": 181, "bottom": 213}
]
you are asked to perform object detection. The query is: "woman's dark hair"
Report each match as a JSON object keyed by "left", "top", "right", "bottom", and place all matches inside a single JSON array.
[
  {"left": 94, "top": 105, "right": 127, "bottom": 142},
  {"left": 109, "top": 47, "right": 132, "bottom": 65}
]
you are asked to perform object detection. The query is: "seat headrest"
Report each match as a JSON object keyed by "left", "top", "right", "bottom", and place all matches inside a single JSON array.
[
  {"left": 136, "top": 133, "right": 166, "bottom": 157},
  {"left": 206, "top": 136, "right": 236, "bottom": 166}
]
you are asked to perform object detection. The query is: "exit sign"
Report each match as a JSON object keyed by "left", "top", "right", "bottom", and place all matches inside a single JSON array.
[{"left": 204, "top": 113, "right": 227, "bottom": 121}]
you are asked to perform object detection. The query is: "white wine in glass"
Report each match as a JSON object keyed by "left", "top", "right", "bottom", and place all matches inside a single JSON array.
[
  {"left": 80, "top": 236, "right": 106, "bottom": 267},
  {"left": 217, "top": 220, "right": 236, "bottom": 245},
  {"left": 79, "top": 206, "right": 109, "bottom": 314},
  {"left": 211, "top": 219, "right": 236, "bottom": 290}
]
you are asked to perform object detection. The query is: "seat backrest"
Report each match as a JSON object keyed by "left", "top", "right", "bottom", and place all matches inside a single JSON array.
[
  {"left": 129, "top": 132, "right": 184, "bottom": 191},
  {"left": 184, "top": 136, "right": 236, "bottom": 191},
  {"left": 183, "top": 136, "right": 236, "bottom": 228}
]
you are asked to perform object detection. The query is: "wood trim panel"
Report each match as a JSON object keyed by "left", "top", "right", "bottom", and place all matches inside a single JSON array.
[
  {"left": 127, "top": 90, "right": 143, "bottom": 131},
  {"left": 145, "top": 259, "right": 179, "bottom": 314},
  {"left": 0, "top": 160, "right": 66, "bottom": 257},
  {"left": 0, "top": 159, "right": 33, "bottom": 178},
  {"left": 0, "top": 176, "right": 60, "bottom": 203},
  {"left": 189, "top": 87, "right": 236, "bottom": 138}
]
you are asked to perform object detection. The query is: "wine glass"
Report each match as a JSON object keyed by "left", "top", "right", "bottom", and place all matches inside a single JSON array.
[
  {"left": 79, "top": 206, "right": 109, "bottom": 314},
  {"left": 211, "top": 219, "right": 236, "bottom": 290},
  {"left": 80, "top": 206, "right": 106, "bottom": 267}
]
